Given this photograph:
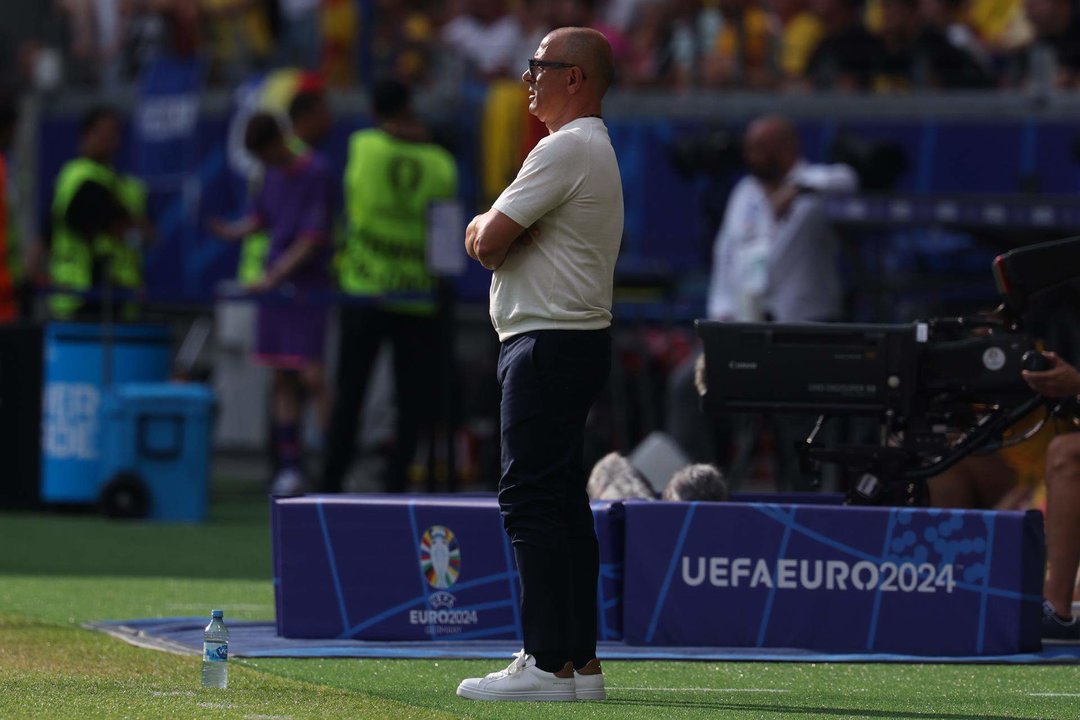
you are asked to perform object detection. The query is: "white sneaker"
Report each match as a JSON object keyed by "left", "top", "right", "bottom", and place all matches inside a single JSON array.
[
  {"left": 270, "top": 468, "right": 306, "bottom": 496},
  {"left": 574, "top": 658, "right": 606, "bottom": 701},
  {"left": 456, "top": 650, "right": 576, "bottom": 702}
]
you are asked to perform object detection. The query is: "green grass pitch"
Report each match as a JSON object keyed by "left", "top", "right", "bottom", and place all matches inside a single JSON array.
[{"left": 2, "top": 479, "right": 1080, "bottom": 719}]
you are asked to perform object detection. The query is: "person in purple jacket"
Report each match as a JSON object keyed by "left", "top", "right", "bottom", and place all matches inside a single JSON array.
[{"left": 210, "top": 111, "right": 332, "bottom": 495}]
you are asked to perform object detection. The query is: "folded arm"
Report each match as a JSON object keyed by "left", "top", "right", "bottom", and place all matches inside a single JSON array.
[{"left": 465, "top": 208, "right": 528, "bottom": 271}]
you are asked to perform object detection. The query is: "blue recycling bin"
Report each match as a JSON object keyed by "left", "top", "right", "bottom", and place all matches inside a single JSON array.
[
  {"left": 40, "top": 322, "right": 172, "bottom": 504},
  {"left": 100, "top": 383, "right": 215, "bottom": 522}
]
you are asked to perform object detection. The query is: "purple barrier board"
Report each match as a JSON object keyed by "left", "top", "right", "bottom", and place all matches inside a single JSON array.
[
  {"left": 272, "top": 495, "right": 624, "bottom": 641},
  {"left": 622, "top": 502, "right": 1044, "bottom": 655}
]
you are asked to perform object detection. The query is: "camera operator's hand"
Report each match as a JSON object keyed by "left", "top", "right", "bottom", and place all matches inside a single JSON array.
[{"left": 1022, "top": 352, "right": 1080, "bottom": 398}]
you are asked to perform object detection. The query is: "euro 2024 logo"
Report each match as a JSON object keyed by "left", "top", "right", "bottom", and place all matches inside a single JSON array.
[
  {"left": 414, "top": 526, "right": 478, "bottom": 631},
  {"left": 420, "top": 525, "right": 461, "bottom": 606}
]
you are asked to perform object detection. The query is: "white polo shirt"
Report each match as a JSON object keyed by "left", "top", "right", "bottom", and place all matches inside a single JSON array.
[{"left": 489, "top": 117, "right": 624, "bottom": 342}]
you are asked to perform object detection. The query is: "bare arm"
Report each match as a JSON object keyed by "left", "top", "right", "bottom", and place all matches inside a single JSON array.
[
  {"left": 465, "top": 208, "right": 530, "bottom": 271},
  {"left": 254, "top": 234, "right": 322, "bottom": 291},
  {"left": 208, "top": 215, "right": 262, "bottom": 242}
]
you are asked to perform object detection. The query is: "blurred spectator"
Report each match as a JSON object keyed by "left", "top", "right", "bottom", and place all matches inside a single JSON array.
[
  {"left": 16, "top": 40, "right": 64, "bottom": 94},
  {"left": 48, "top": 106, "right": 149, "bottom": 320},
  {"left": 322, "top": 79, "right": 458, "bottom": 494},
  {"left": 586, "top": 452, "right": 656, "bottom": 500},
  {"left": 918, "top": 0, "right": 993, "bottom": 72},
  {"left": 606, "top": 0, "right": 651, "bottom": 32},
  {"left": 667, "top": 115, "right": 856, "bottom": 487},
  {"left": 798, "top": 0, "right": 885, "bottom": 90},
  {"left": 1006, "top": 0, "right": 1080, "bottom": 89},
  {"left": 1019, "top": 354, "right": 1080, "bottom": 640},
  {"left": 709, "top": 115, "right": 855, "bottom": 324},
  {"left": 372, "top": 0, "right": 438, "bottom": 85},
  {"left": 621, "top": 0, "right": 677, "bottom": 86},
  {"left": 209, "top": 112, "right": 333, "bottom": 496},
  {"left": 235, "top": 75, "right": 330, "bottom": 294},
  {"left": 668, "top": 0, "right": 724, "bottom": 87},
  {"left": 703, "top": 0, "right": 777, "bottom": 88},
  {"left": 441, "top": 0, "right": 528, "bottom": 80},
  {"left": 770, "top": 0, "right": 825, "bottom": 82},
  {"left": 968, "top": 0, "right": 1031, "bottom": 53},
  {"left": 321, "top": 0, "right": 358, "bottom": 86},
  {"left": 149, "top": 0, "right": 202, "bottom": 57},
  {"left": 121, "top": 0, "right": 164, "bottom": 81},
  {"left": 0, "top": 93, "right": 17, "bottom": 322},
  {"left": 276, "top": 0, "right": 322, "bottom": 69},
  {"left": 551, "top": 0, "right": 634, "bottom": 74},
  {"left": 200, "top": 0, "right": 274, "bottom": 84},
  {"left": 875, "top": 0, "right": 992, "bottom": 89},
  {"left": 662, "top": 463, "right": 729, "bottom": 501},
  {"left": 56, "top": 0, "right": 125, "bottom": 88},
  {"left": 517, "top": 0, "right": 556, "bottom": 58}
]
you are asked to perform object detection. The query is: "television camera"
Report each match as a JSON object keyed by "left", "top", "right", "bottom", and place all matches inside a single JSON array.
[{"left": 696, "top": 236, "right": 1080, "bottom": 506}]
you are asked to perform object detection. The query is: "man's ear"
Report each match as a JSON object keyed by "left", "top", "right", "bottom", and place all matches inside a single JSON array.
[{"left": 566, "top": 67, "right": 584, "bottom": 94}]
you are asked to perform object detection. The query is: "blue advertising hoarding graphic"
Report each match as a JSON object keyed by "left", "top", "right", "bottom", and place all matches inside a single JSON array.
[
  {"left": 622, "top": 502, "right": 1043, "bottom": 655},
  {"left": 272, "top": 496, "right": 624, "bottom": 641}
]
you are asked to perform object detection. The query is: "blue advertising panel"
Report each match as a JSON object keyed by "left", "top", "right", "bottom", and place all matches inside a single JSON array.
[
  {"left": 622, "top": 502, "right": 1043, "bottom": 655},
  {"left": 272, "top": 495, "right": 624, "bottom": 641}
]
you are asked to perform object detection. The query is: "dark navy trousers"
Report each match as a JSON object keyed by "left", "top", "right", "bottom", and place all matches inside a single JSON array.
[{"left": 497, "top": 328, "right": 611, "bottom": 672}]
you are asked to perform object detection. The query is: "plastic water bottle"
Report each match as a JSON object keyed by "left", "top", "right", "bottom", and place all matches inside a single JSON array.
[{"left": 201, "top": 609, "right": 229, "bottom": 689}]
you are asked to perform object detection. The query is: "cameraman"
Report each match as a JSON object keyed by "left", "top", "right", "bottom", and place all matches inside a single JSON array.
[
  {"left": 667, "top": 114, "right": 857, "bottom": 488},
  {"left": 1022, "top": 351, "right": 1080, "bottom": 640}
]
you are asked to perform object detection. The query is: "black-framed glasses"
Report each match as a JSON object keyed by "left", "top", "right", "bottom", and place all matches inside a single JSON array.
[{"left": 526, "top": 58, "right": 581, "bottom": 81}]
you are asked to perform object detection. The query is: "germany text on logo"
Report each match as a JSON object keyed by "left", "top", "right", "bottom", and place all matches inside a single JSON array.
[{"left": 420, "top": 525, "right": 461, "bottom": 589}]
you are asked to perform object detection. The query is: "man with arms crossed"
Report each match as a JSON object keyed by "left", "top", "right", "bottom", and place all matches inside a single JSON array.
[{"left": 457, "top": 26, "right": 622, "bottom": 702}]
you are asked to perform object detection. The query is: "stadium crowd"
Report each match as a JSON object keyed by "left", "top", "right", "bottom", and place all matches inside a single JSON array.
[
  {"left": 2, "top": 0, "right": 1080, "bottom": 645},
  {"left": 5, "top": 0, "right": 1080, "bottom": 93}
]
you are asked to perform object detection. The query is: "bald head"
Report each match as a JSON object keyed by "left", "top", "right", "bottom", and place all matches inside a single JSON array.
[
  {"left": 744, "top": 115, "right": 801, "bottom": 184},
  {"left": 747, "top": 115, "right": 800, "bottom": 154},
  {"left": 548, "top": 26, "right": 615, "bottom": 97}
]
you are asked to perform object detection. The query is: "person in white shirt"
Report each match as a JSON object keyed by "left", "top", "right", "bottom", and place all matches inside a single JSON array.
[
  {"left": 708, "top": 115, "right": 857, "bottom": 324},
  {"left": 668, "top": 115, "right": 857, "bottom": 485},
  {"left": 457, "top": 26, "right": 622, "bottom": 703}
]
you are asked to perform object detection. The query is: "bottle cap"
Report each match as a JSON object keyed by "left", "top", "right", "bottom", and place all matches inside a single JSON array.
[{"left": 211, "top": 609, "right": 223, "bottom": 618}]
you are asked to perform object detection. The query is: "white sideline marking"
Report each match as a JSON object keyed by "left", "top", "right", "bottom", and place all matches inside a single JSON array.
[
  {"left": 617, "top": 690, "right": 794, "bottom": 695},
  {"left": 1028, "top": 693, "right": 1080, "bottom": 697},
  {"left": 166, "top": 603, "right": 272, "bottom": 611},
  {"left": 150, "top": 691, "right": 196, "bottom": 697}
]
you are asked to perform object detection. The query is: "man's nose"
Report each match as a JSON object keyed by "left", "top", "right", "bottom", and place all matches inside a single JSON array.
[{"left": 522, "top": 68, "right": 533, "bottom": 84}]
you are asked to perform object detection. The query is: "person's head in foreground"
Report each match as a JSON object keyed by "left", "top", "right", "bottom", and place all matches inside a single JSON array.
[{"left": 663, "top": 463, "right": 730, "bottom": 502}]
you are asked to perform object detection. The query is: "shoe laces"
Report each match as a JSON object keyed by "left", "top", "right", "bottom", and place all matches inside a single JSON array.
[
  {"left": 506, "top": 649, "right": 528, "bottom": 675},
  {"left": 484, "top": 649, "right": 529, "bottom": 680}
]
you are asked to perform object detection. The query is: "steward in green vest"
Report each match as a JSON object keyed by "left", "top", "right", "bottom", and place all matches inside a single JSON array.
[
  {"left": 321, "top": 78, "right": 459, "bottom": 495},
  {"left": 49, "top": 106, "right": 148, "bottom": 319},
  {"left": 237, "top": 88, "right": 334, "bottom": 284},
  {"left": 340, "top": 92, "right": 457, "bottom": 314}
]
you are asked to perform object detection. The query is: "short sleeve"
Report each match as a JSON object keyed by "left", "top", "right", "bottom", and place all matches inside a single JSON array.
[{"left": 492, "top": 134, "right": 583, "bottom": 228}]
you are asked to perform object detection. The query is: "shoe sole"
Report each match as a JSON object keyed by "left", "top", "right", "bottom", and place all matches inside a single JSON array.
[
  {"left": 575, "top": 687, "right": 607, "bottom": 701},
  {"left": 456, "top": 686, "right": 576, "bottom": 701},
  {"left": 1041, "top": 637, "right": 1080, "bottom": 644}
]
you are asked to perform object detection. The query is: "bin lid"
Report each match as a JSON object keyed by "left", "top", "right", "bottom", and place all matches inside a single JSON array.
[
  {"left": 46, "top": 322, "right": 171, "bottom": 344},
  {"left": 109, "top": 382, "right": 216, "bottom": 406}
]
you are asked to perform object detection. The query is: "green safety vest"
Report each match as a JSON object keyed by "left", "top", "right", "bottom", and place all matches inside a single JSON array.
[
  {"left": 49, "top": 158, "right": 147, "bottom": 318},
  {"left": 340, "top": 129, "right": 457, "bottom": 313},
  {"left": 237, "top": 135, "right": 311, "bottom": 284}
]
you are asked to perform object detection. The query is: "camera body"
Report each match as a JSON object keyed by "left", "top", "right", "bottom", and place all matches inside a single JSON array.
[{"left": 697, "top": 318, "right": 1044, "bottom": 505}]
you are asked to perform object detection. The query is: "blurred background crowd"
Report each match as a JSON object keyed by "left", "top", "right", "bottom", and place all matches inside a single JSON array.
[{"left": 3, "top": 0, "right": 1080, "bottom": 95}]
